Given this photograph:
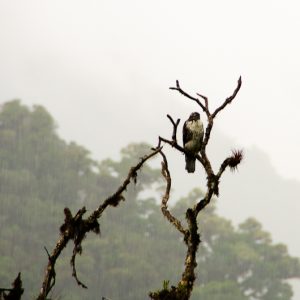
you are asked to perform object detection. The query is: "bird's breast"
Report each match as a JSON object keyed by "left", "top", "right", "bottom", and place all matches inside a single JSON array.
[{"left": 184, "top": 120, "right": 204, "bottom": 153}]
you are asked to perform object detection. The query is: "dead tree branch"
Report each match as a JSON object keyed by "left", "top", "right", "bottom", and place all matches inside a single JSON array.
[
  {"left": 203, "top": 76, "right": 242, "bottom": 148},
  {"left": 212, "top": 76, "right": 242, "bottom": 118},
  {"left": 37, "top": 147, "right": 162, "bottom": 300},
  {"left": 159, "top": 150, "right": 187, "bottom": 236},
  {"left": 150, "top": 77, "right": 243, "bottom": 300},
  {"left": 166, "top": 114, "right": 180, "bottom": 143},
  {"left": 36, "top": 78, "right": 242, "bottom": 300},
  {"left": 158, "top": 115, "right": 206, "bottom": 168},
  {"left": 170, "top": 80, "right": 207, "bottom": 114},
  {"left": 71, "top": 249, "right": 87, "bottom": 289}
]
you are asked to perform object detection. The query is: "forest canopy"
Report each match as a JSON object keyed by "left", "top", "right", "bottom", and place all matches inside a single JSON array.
[{"left": 0, "top": 100, "right": 299, "bottom": 300}]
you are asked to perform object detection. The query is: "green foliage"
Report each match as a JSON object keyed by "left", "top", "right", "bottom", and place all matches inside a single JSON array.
[
  {"left": 192, "top": 280, "right": 248, "bottom": 300},
  {"left": 149, "top": 281, "right": 189, "bottom": 300},
  {"left": 0, "top": 100, "right": 299, "bottom": 300},
  {"left": 175, "top": 195, "right": 300, "bottom": 300},
  {"left": 163, "top": 280, "right": 170, "bottom": 290}
]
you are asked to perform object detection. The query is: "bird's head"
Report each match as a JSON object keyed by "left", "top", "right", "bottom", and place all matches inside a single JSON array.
[{"left": 189, "top": 112, "right": 200, "bottom": 121}]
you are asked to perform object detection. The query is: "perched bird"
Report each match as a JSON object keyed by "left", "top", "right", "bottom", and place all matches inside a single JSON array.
[{"left": 183, "top": 112, "right": 204, "bottom": 173}]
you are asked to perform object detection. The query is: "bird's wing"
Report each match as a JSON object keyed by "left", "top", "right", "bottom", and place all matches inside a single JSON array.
[{"left": 183, "top": 121, "right": 193, "bottom": 146}]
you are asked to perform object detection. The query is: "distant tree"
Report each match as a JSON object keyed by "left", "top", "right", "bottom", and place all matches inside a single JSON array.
[
  {"left": 1, "top": 79, "right": 299, "bottom": 299},
  {"left": 174, "top": 189, "right": 300, "bottom": 300},
  {"left": 0, "top": 100, "right": 102, "bottom": 298}
]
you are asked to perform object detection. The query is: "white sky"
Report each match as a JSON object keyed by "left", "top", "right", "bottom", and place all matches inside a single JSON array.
[{"left": 0, "top": 0, "right": 300, "bottom": 295}]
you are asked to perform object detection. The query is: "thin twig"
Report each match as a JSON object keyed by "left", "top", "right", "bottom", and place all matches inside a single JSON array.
[
  {"left": 170, "top": 80, "right": 207, "bottom": 113},
  {"left": 38, "top": 235, "right": 69, "bottom": 299},
  {"left": 212, "top": 76, "right": 242, "bottom": 118},
  {"left": 71, "top": 250, "right": 87, "bottom": 289},
  {"left": 166, "top": 114, "right": 180, "bottom": 143},
  {"left": 43, "top": 247, "right": 56, "bottom": 292}
]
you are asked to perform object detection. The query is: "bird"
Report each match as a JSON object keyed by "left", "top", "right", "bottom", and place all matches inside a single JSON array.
[{"left": 183, "top": 112, "right": 204, "bottom": 173}]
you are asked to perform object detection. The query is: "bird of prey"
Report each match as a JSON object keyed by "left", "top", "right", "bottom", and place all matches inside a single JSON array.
[{"left": 183, "top": 112, "right": 204, "bottom": 173}]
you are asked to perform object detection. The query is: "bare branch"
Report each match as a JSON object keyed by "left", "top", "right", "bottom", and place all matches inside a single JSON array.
[
  {"left": 71, "top": 249, "right": 87, "bottom": 289},
  {"left": 166, "top": 114, "right": 180, "bottom": 143},
  {"left": 90, "top": 146, "right": 162, "bottom": 221},
  {"left": 158, "top": 136, "right": 184, "bottom": 152},
  {"left": 36, "top": 77, "right": 243, "bottom": 300},
  {"left": 202, "top": 118, "right": 213, "bottom": 150},
  {"left": 151, "top": 78, "right": 244, "bottom": 300},
  {"left": 158, "top": 136, "right": 207, "bottom": 171},
  {"left": 178, "top": 208, "right": 200, "bottom": 299},
  {"left": 212, "top": 76, "right": 242, "bottom": 118},
  {"left": 159, "top": 150, "right": 187, "bottom": 236},
  {"left": 194, "top": 149, "right": 243, "bottom": 216},
  {"left": 170, "top": 80, "right": 207, "bottom": 113},
  {"left": 38, "top": 235, "right": 69, "bottom": 299},
  {"left": 37, "top": 146, "right": 162, "bottom": 300},
  {"left": 194, "top": 188, "right": 215, "bottom": 216},
  {"left": 170, "top": 77, "right": 242, "bottom": 155},
  {"left": 196, "top": 93, "right": 210, "bottom": 118},
  {"left": 43, "top": 247, "right": 56, "bottom": 292},
  {"left": 166, "top": 114, "right": 180, "bottom": 127},
  {"left": 196, "top": 93, "right": 208, "bottom": 103}
]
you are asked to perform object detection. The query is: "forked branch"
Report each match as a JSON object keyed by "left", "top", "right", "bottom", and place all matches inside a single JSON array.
[
  {"left": 166, "top": 114, "right": 180, "bottom": 143},
  {"left": 150, "top": 77, "right": 243, "bottom": 300},
  {"left": 37, "top": 147, "right": 162, "bottom": 300},
  {"left": 170, "top": 80, "right": 208, "bottom": 115},
  {"left": 158, "top": 115, "right": 206, "bottom": 168},
  {"left": 37, "top": 77, "right": 243, "bottom": 300}
]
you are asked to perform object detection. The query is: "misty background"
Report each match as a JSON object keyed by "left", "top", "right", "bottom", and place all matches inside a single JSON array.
[{"left": 0, "top": 0, "right": 299, "bottom": 298}]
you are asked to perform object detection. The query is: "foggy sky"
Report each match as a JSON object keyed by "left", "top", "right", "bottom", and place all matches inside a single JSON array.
[
  {"left": 0, "top": 0, "right": 299, "bottom": 181},
  {"left": 0, "top": 0, "right": 300, "bottom": 297}
]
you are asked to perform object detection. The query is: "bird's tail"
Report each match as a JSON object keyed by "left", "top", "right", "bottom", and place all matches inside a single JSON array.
[{"left": 185, "top": 155, "right": 196, "bottom": 173}]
